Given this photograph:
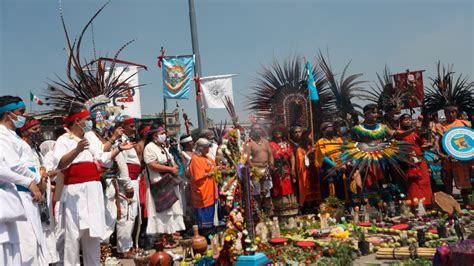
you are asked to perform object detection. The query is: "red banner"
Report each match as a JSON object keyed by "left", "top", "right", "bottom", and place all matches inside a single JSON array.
[{"left": 392, "top": 70, "right": 425, "bottom": 108}]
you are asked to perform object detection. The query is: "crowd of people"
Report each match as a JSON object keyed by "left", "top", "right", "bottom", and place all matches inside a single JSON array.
[{"left": 0, "top": 94, "right": 472, "bottom": 265}]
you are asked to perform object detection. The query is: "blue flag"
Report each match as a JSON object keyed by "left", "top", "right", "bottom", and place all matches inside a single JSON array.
[
  {"left": 162, "top": 55, "right": 195, "bottom": 99},
  {"left": 306, "top": 62, "right": 319, "bottom": 101}
]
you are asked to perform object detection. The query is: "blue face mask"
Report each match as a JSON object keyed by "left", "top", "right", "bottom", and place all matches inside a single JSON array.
[
  {"left": 82, "top": 120, "right": 93, "bottom": 133},
  {"left": 11, "top": 113, "right": 26, "bottom": 128},
  {"left": 340, "top": 127, "right": 348, "bottom": 134}
]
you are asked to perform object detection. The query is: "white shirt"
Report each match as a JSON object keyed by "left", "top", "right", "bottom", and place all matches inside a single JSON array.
[
  {"left": 52, "top": 131, "right": 109, "bottom": 239},
  {"left": 0, "top": 153, "right": 32, "bottom": 190},
  {"left": 0, "top": 156, "right": 27, "bottom": 244},
  {"left": 53, "top": 131, "right": 112, "bottom": 169},
  {"left": 144, "top": 142, "right": 175, "bottom": 184},
  {"left": 121, "top": 135, "right": 140, "bottom": 165},
  {"left": 0, "top": 124, "right": 40, "bottom": 184}
]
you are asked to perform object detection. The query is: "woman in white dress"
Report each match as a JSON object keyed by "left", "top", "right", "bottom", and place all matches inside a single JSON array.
[{"left": 144, "top": 126, "right": 185, "bottom": 248}]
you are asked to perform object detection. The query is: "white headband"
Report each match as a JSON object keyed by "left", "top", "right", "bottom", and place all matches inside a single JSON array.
[{"left": 180, "top": 136, "right": 193, "bottom": 144}]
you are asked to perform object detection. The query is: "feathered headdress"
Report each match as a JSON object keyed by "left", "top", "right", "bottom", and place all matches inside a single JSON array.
[
  {"left": 423, "top": 61, "right": 474, "bottom": 115},
  {"left": 317, "top": 52, "right": 365, "bottom": 126},
  {"left": 248, "top": 56, "right": 333, "bottom": 133},
  {"left": 43, "top": 1, "right": 142, "bottom": 115},
  {"left": 361, "top": 66, "right": 410, "bottom": 113}
]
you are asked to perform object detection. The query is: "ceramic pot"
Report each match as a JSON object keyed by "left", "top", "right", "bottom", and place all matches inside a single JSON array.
[
  {"left": 437, "top": 225, "right": 447, "bottom": 238},
  {"left": 358, "top": 240, "right": 370, "bottom": 255},
  {"left": 417, "top": 228, "right": 426, "bottom": 247},
  {"left": 192, "top": 225, "right": 207, "bottom": 254},
  {"left": 150, "top": 251, "right": 172, "bottom": 266}
]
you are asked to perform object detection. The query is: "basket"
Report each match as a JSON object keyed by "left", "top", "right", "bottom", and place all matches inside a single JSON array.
[{"left": 133, "top": 255, "right": 151, "bottom": 266}]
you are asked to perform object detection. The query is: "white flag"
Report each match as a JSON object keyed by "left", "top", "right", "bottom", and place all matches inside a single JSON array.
[{"left": 200, "top": 74, "right": 236, "bottom": 109}]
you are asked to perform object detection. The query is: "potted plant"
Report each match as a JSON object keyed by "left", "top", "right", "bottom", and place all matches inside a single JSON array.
[
  {"left": 320, "top": 196, "right": 345, "bottom": 222},
  {"left": 357, "top": 228, "right": 370, "bottom": 255}
]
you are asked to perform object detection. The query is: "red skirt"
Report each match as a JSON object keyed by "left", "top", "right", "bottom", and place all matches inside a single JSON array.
[{"left": 406, "top": 160, "right": 432, "bottom": 204}]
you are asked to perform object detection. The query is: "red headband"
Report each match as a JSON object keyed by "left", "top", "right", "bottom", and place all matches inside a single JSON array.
[
  {"left": 124, "top": 118, "right": 135, "bottom": 126},
  {"left": 139, "top": 125, "right": 151, "bottom": 135},
  {"left": 64, "top": 110, "right": 90, "bottom": 126},
  {"left": 20, "top": 119, "right": 40, "bottom": 132}
]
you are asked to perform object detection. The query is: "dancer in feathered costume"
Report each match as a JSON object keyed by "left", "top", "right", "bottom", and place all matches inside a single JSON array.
[
  {"left": 424, "top": 62, "right": 473, "bottom": 204},
  {"left": 329, "top": 104, "right": 414, "bottom": 206},
  {"left": 361, "top": 66, "right": 410, "bottom": 129},
  {"left": 248, "top": 56, "right": 332, "bottom": 138}
]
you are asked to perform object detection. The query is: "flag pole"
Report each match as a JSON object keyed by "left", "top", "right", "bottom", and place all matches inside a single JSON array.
[
  {"left": 305, "top": 58, "right": 315, "bottom": 145},
  {"left": 188, "top": 0, "right": 207, "bottom": 130},
  {"left": 163, "top": 97, "right": 168, "bottom": 131},
  {"left": 309, "top": 93, "right": 314, "bottom": 145},
  {"left": 29, "top": 91, "right": 33, "bottom": 113}
]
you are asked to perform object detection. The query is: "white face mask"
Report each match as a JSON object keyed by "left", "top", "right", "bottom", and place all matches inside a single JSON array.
[{"left": 156, "top": 133, "right": 167, "bottom": 143}]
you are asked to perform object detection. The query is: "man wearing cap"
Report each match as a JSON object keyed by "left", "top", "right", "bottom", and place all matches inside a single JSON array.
[
  {"left": 188, "top": 138, "right": 219, "bottom": 232},
  {"left": 0, "top": 95, "right": 50, "bottom": 265},
  {"left": 53, "top": 105, "right": 134, "bottom": 265},
  {"left": 200, "top": 129, "right": 219, "bottom": 161}
]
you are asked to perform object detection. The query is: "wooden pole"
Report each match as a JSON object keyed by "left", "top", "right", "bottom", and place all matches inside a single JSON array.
[
  {"left": 163, "top": 97, "right": 168, "bottom": 131},
  {"left": 309, "top": 98, "right": 314, "bottom": 145}
]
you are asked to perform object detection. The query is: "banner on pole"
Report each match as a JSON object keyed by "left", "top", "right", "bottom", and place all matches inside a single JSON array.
[
  {"left": 109, "top": 66, "right": 143, "bottom": 118},
  {"left": 162, "top": 55, "right": 195, "bottom": 99},
  {"left": 393, "top": 70, "right": 425, "bottom": 108},
  {"left": 306, "top": 62, "right": 319, "bottom": 101},
  {"left": 200, "top": 74, "right": 236, "bottom": 109}
]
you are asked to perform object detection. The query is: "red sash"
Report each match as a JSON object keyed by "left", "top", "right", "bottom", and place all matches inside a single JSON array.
[
  {"left": 63, "top": 162, "right": 101, "bottom": 185},
  {"left": 127, "top": 163, "right": 141, "bottom": 180}
]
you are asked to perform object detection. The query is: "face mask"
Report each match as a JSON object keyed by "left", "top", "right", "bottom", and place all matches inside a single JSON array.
[
  {"left": 157, "top": 134, "right": 167, "bottom": 143},
  {"left": 326, "top": 130, "right": 336, "bottom": 137},
  {"left": 79, "top": 120, "right": 93, "bottom": 133},
  {"left": 30, "top": 132, "right": 45, "bottom": 146},
  {"left": 401, "top": 123, "right": 412, "bottom": 130},
  {"left": 340, "top": 127, "right": 348, "bottom": 135},
  {"left": 10, "top": 113, "right": 26, "bottom": 128},
  {"left": 393, "top": 114, "right": 401, "bottom": 121}
]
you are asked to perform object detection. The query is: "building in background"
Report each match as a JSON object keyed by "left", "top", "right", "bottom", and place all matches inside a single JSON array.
[{"left": 141, "top": 109, "right": 181, "bottom": 137}]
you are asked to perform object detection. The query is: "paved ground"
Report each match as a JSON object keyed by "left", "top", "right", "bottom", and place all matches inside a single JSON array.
[{"left": 117, "top": 252, "right": 400, "bottom": 265}]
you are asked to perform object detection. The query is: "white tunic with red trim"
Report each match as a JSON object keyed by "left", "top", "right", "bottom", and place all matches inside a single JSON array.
[{"left": 53, "top": 132, "right": 112, "bottom": 238}]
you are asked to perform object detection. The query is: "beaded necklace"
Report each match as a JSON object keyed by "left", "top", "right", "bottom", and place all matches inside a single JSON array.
[{"left": 352, "top": 123, "right": 388, "bottom": 140}]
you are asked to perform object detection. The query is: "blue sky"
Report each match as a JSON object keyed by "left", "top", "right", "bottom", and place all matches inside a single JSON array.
[{"left": 1, "top": 0, "right": 472, "bottom": 126}]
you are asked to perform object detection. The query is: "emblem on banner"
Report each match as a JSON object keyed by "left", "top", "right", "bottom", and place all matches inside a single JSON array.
[
  {"left": 161, "top": 55, "right": 194, "bottom": 99},
  {"left": 442, "top": 126, "right": 474, "bottom": 161},
  {"left": 165, "top": 65, "right": 186, "bottom": 93}
]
